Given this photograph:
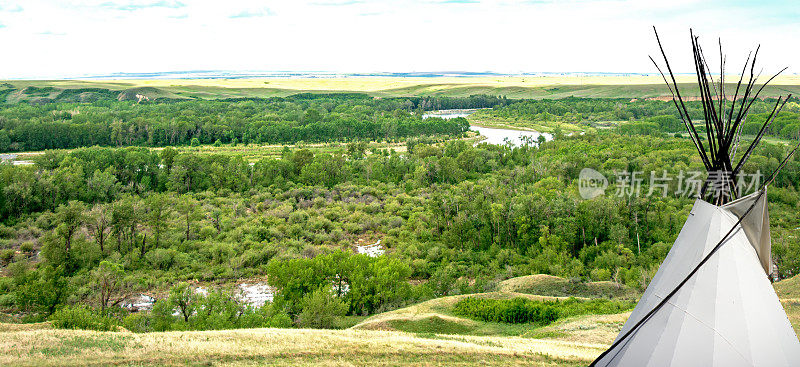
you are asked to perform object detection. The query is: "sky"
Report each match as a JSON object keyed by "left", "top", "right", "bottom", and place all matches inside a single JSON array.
[{"left": 0, "top": 0, "right": 797, "bottom": 79}]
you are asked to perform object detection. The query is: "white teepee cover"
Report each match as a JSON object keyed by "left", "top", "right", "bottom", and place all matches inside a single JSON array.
[{"left": 596, "top": 191, "right": 800, "bottom": 366}]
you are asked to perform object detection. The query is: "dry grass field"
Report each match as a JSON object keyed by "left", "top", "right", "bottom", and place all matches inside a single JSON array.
[
  {"left": 5, "top": 75, "right": 800, "bottom": 100},
  {"left": 0, "top": 324, "right": 595, "bottom": 366}
]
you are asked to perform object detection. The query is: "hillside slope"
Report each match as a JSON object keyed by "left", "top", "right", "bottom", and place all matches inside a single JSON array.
[
  {"left": 0, "top": 322, "right": 596, "bottom": 366},
  {"left": 497, "top": 274, "right": 640, "bottom": 300},
  {"left": 6, "top": 274, "right": 800, "bottom": 366}
]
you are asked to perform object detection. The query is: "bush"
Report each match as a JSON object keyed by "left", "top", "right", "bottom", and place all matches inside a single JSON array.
[
  {"left": 19, "top": 241, "right": 35, "bottom": 254},
  {"left": 150, "top": 298, "right": 176, "bottom": 331},
  {"left": 122, "top": 313, "right": 152, "bottom": 333},
  {"left": 0, "top": 249, "right": 15, "bottom": 265},
  {"left": 0, "top": 293, "right": 16, "bottom": 308},
  {"left": 452, "top": 297, "right": 558, "bottom": 325},
  {"left": 49, "top": 305, "right": 119, "bottom": 331},
  {"left": 0, "top": 225, "right": 15, "bottom": 239},
  {"left": 452, "top": 297, "right": 633, "bottom": 326},
  {"left": 269, "top": 312, "right": 293, "bottom": 328},
  {"left": 145, "top": 248, "right": 185, "bottom": 270},
  {"left": 296, "top": 287, "right": 347, "bottom": 329}
]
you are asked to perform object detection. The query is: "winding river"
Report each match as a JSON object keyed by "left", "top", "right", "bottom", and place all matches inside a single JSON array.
[{"left": 422, "top": 109, "right": 553, "bottom": 146}]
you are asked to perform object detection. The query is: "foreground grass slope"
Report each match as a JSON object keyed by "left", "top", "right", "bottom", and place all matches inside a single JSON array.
[
  {"left": 4, "top": 274, "right": 800, "bottom": 366},
  {"left": 0, "top": 323, "right": 596, "bottom": 366}
]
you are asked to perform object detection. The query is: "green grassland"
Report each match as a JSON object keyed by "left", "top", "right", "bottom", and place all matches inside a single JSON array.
[{"left": 4, "top": 75, "right": 800, "bottom": 101}]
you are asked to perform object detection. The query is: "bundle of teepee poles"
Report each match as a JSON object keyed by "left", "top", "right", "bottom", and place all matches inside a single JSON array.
[{"left": 650, "top": 27, "right": 790, "bottom": 205}]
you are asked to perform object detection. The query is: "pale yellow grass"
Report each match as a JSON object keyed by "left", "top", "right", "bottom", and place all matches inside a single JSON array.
[
  {"left": 534, "top": 312, "right": 631, "bottom": 345},
  {"left": 0, "top": 326, "right": 599, "bottom": 366},
  {"left": 497, "top": 274, "right": 565, "bottom": 292},
  {"left": 0, "top": 321, "right": 53, "bottom": 332},
  {"left": 44, "top": 75, "right": 800, "bottom": 91},
  {"left": 9, "top": 75, "right": 800, "bottom": 100}
]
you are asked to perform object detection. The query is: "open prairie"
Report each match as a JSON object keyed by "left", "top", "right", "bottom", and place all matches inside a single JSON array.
[{"left": 5, "top": 75, "right": 800, "bottom": 100}]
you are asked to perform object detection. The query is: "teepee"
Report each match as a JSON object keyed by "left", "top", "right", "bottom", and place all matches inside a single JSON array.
[{"left": 591, "top": 29, "right": 800, "bottom": 366}]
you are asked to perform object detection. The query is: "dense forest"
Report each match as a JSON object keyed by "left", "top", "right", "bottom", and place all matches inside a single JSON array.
[
  {"left": 0, "top": 92, "right": 798, "bottom": 332},
  {"left": 474, "top": 97, "right": 800, "bottom": 139},
  {"left": 0, "top": 90, "right": 511, "bottom": 151}
]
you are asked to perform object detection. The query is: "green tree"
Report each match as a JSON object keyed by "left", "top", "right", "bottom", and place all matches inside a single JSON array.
[
  {"left": 87, "top": 204, "right": 111, "bottom": 253},
  {"left": 175, "top": 195, "right": 201, "bottom": 242},
  {"left": 86, "top": 168, "right": 118, "bottom": 203},
  {"left": 92, "top": 261, "right": 125, "bottom": 312},
  {"left": 111, "top": 198, "right": 136, "bottom": 253},
  {"left": 14, "top": 265, "right": 69, "bottom": 317},
  {"left": 167, "top": 282, "right": 198, "bottom": 323},
  {"left": 0, "top": 130, "right": 11, "bottom": 152},
  {"left": 161, "top": 147, "right": 178, "bottom": 172},
  {"left": 54, "top": 200, "right": 87, "bottom": 259},
  {"left": 144, "top": 193, "right": 171, "bottom": 249}
]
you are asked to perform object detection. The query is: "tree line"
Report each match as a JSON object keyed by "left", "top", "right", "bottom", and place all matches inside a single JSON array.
[
  {"left": 476, "top": 97, "right": 800, "bottom": 139},
  {"left": 0, "top": 94, "right": 479, "bottom": 151}
]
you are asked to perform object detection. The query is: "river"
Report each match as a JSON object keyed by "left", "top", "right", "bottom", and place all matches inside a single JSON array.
[{"left": 422, "top": 109, "right": 552, "bottom": 146}]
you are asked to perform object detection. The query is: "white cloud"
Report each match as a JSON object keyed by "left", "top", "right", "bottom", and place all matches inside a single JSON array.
[{"left": 0, "top": 0, "right": 796, "bottom": 78}]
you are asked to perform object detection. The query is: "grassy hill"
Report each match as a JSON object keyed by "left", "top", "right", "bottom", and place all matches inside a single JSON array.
[
  {"left": 775, "top": 274, "right": 800, "bottom": 299},
  {"left": 5, "top": 274, "right": 800, "bottom": 366},
  {"left": 4, "top": 75, "right": 800, "bottom": 101},
  {"left": 774, "top": 275, "right": 800, "bottom": 333},
  {"left": 351, "top": 275, "right": 638, "bottom": 343},
  {"left": 352, "top": 291, "right": 572, "bottom": 336},
  {"left": 496, "top": 274, "right": 640, "bottom": 300}
]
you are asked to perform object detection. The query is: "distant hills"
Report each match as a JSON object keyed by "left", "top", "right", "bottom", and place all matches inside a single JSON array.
[{"left": 20, "top": 70, "right": 660, "bottom": 80}]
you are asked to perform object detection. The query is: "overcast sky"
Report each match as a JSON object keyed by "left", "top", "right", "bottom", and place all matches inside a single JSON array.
[{"left": 0, "top": 0, "right": 797, "bottom": 79}]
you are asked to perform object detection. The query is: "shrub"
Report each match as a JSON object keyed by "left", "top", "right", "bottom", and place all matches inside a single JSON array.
[
  {"left": 19, "top": 241, "right": 35, "bottom": 254},
  {"left": 269, "top": 312, "right": 293, "bottom": 328},
  {"left": 145, "top": 248, "right": 184, "bottom": 270},
  {"left": 0, "top": 225, "right": 15, "bottom": 239},
  {"left": 452, "top": 297, "right": 633, "bottom": 326},
  {"left": 49, "top": 305, "right": 119, "bottom": 331},
  {"left": 296, "top": 287, "right": 347, "bottom": 329},
  {"left": 0, "top": 249, "right": 15, "bottom": 265},
  {"left": 0, "top": 293, "right": 15, "bottom": 308},
  {"left": 122, "top": 313, "right": 152, "bottom": 333}
]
